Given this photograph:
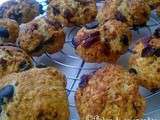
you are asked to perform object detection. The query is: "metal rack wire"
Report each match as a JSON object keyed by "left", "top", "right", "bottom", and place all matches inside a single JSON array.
[{"left": 35, "top": 0, "right": 160, "bottom": 119}]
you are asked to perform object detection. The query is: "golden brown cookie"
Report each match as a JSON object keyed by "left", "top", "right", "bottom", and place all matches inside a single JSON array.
[
  {"left": 47, "top": 0, "right": 97, "bottom": 27},
  {"left": 75, "top": 19, "right": 131, "bottom": 63},
  {"left": 75, "top": 27, "right": 107, "bottom": 63},
  {"left": 97, "top": 0, "right": 151, "bottom": 27},
  {"left": 0, "top": 0, "right": 44, "bottom": 24},
  {"left": 0, "top": 67, "right": 69, "bottom": 120},
  {"left": 100, "top": 19, "right": 131, "bottom": 55},
  {"left": 129, "top": 28, "right": 160, "bottom": 90},
  {"left": 0, "top": 18, "right": 19, "bottom": 44},
  {"left": 17, "top": 17, "right": 65, "bottom": 56},
  {"left": 0, "top": 44, "right": 33, "bottom": 78},
  {"left": 76, "top": 64, "right": 146, "bottom": 120},
  {"left": 144, "top": 0, "right": 160, "bottom": 9}
]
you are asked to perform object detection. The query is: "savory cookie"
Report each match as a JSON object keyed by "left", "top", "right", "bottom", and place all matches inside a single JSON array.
[
  {"left": 129, "top": 28, "right": 160, "bottom": 90},
  {"left": 76, "top": 64, "right": 145, "bottom": 120},
  {"left": 75, "top": 19, "right": 131, "bottom": 63},
  {"left": 47, "top": 0, "right": 97, "bottom": 27},
  {"left": 0, "top": 67, "right": 69, "bottom": 120},
  {"left": 17, "top": 17, "right": 65, "bottom": 56},
  {"left": 0, "top": 44, "right": 32, "bottom": 78},
  {"left": 0, "top": 18, "right": 19, "bottom": 44},
  {"left": 0, "top": 0, "right": 44, "bottom": 24},
  {"left": 97, "top": 0, "right": 151, "bottom": 27}
]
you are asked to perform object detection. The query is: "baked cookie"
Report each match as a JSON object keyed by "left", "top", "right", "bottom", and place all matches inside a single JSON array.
[
  {"left": 18, "top": 0, "right": 44, "bottom": 14},
  {"left": 97, "top": 0, "right": 151, "bottom": 27},
  {"left": 75, "top": 27, "right": 108, "bottom": 62},
  {"left": 76, "top": 64, "right": 146, "bottom": 120},
  {"left": 100, "top": 20, "right": 131, "bottom": 55},
  {"left": 0, "top": 0, "right": 44, "bottom": 24},
  {"left": 129, "top": 28, "right": 160, "bottom": 90},
  {"left": 47, "top": 0, "right": 97, "bottom": 27},
  {"left": 75, "top": 20, "right": 131, "bottom": 63},
  {"left": 0, "top": 67, "right": 69, "bottom": 120},
  {"left": 17, "top": 17, "right": 65, "bottom": 56},
  {"left": 0, "top": 18, "right": 19, "bottom": 44},
  {"left": 0, "top": 1, "right": 18, "bottom": 20},
  {"left": 0, "top": 44, "right": 33, "bottom": 78},
  {"left": 144, "top": 0, "right": 160, "bottom": 9}
]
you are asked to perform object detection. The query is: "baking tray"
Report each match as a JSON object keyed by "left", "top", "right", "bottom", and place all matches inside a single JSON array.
[{"left": 1, "top": 0, "right": 160, "bottom": 119}]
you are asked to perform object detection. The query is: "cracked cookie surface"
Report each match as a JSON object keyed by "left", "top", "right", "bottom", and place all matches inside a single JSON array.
[
  {"left": 0, "top": 67, "right": 69, "bottom": 120},
  {"left": 17, "top": 17, "right": 65, "bottom": 56},
  {"left": 75, "top": 20, "right": 131, "bottom": 63},
  {"left": 0, "top": 44, "right": 32, "bottom": 78},
  {"left": 0, "top": 18, "right": 19, "bottom": 44},
  {"left": 0, "top": 0, "right": 43, "bottom": 24},
  {"left": 47, "top": 0, "right": 97, "bottom": 27},
  {"left": 129, "top": 30, "right": 160, "bottom": 90},
  {"left": 76, "top": 64, "right": 145, "bottom": 120}
]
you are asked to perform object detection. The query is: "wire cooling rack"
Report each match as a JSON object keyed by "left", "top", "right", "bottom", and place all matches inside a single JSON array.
[{"left": 34, "top": 0, "right": 160, "bottom": 119}]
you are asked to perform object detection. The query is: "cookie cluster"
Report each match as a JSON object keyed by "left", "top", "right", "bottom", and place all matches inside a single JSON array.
[
  {"left": 0, "top": 0, "right": 72, "bottom": 119},
  {"left": 0, "top": 0, "right": 159, "bottom": 120},
  {"left": 47, "top": 0, "right": 97, "bottom": 27},
  {"left": 0, "top": 0, "right": 99, "bottom": 119},
  {"left": 0, "top": 0, "right": 98, "bottom": 72},
  {"left": 75, "top": 0, "right": 151, "bottom": 63},
  {"left": 75, "top": 0, "right": 160, "bottom": 120},
  {"left": 97, "top": 0, "right": 151, "bottom": 27}
]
